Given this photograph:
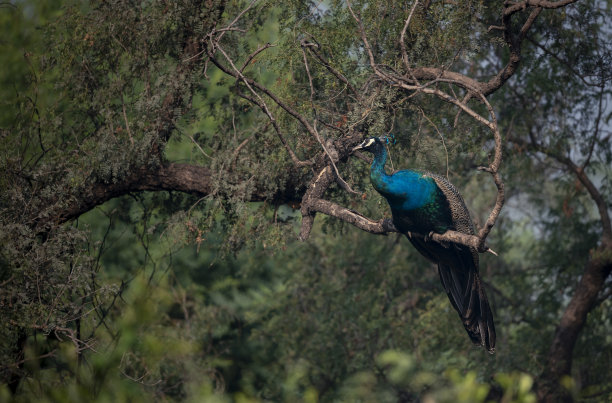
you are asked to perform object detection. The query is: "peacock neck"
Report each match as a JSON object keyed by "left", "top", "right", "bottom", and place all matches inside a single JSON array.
[{"left": 370, "top": 144, "right": 390, "bottom": 186}]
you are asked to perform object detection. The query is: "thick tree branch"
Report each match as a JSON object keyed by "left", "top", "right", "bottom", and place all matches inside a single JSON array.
[
  {"left": 55, "top": 163, "right": 301, "bottom": 227},
  {"left": 538, "top": 243, "right": 612, "bottom": 403}
]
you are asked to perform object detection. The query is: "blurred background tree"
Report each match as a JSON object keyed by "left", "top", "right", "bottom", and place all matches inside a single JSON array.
[{"left": 1, "top": 0, "right": 610, "bottom": 402}]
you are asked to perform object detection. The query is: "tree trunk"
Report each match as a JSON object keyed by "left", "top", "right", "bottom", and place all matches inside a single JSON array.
[{"left": 537, "top": 241, "right": 612, "bottom": 402}]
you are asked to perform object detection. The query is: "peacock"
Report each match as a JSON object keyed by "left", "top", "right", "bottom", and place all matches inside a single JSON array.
[{"left": 353, "top": 136, "right": 496, "bottom": 353}]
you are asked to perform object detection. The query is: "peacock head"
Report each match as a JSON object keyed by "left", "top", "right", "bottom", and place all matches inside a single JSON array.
[{"left": 352, "top": 135, "right": 395, "bottom": 153}]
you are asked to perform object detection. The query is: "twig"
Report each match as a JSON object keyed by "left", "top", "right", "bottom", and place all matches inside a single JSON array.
[
  {"left": 417, "top": 107, "right": 449, "bottom": 179},
  {"left": 346, "top": 0, "right": 386, "bottom": 80},
  {"left": 399, "top": 0, "right": 420, "bottom": 73},
  {"left": 216, "top": 0, "right": 257, "bottom": 43},
  {"left": 301, "top": 38, "right": 361, "bottom": 101},
  {"left": 240, "top": 42, "right": 275, "bottom": 72},
  {"left": 233, "top": 88, "right": 312, "bottom": 167},
  {"left": 121, "top": 93, "right": 134, "bottom": 146},
  {"left": 187, "top": 134, "right": 211, "bottom": 159}
]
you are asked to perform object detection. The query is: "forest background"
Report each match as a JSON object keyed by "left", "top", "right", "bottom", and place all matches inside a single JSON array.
[{"left": 1, "top": 0, "right": 611, "bottom": 402}]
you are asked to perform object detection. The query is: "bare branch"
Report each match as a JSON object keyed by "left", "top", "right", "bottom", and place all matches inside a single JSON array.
[
  {"left": 121, "top": 92, "right": 134, "bottom": 146},
  {"left": 186, "top": 133, "right": 212, "bottom": 159},
  {"left": 240, "top": 42, "right": 275, "bottom": 72},
  {"left": 207, "top": 44, "right": 323, "bottom": 157},
  {"left": 399, "top": 0, "right": 420, "bottom": 73},
  {"left": 346, "top": 0, "right": 386, "bottom": 80},
  {"left": 504, "top": 0, "right": 579, "bottom": 15},
  {"left": 301, "top": 39, "right": 361, "bottom": 101},
  {"left": 404, "top": 83, "right": 495, "bottom": 130},
  {"left": 215, "top": 0, "right": 257, "bottom": 43},
  {"left": 308, "top": 198, "right": 397, "bottom": 234}
]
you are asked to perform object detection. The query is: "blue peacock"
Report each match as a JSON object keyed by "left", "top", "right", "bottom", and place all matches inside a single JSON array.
[{"left": 353, "top": 136, "right": 495, "bottom": 353}]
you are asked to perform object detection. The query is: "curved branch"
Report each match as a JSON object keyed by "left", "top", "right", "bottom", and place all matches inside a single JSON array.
[
  {"left": 511, "top": 137, "right": 612, "bottom": 242},
  {"left": 349, "top": 0, "right": 577, "bottom": 98},
  {"left": 54, "top": 163, "right": 301, "bottom": 227},
  {"left": 504, "top": 0, "right": 579, "bottom": 15},
  {"left": 538, "top": 243, "right": 612, "bottom": 402}
]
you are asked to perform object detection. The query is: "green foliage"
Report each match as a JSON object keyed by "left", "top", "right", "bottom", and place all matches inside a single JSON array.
[{"left": 2, "top": 0, "right": 612, "bottom": 402}]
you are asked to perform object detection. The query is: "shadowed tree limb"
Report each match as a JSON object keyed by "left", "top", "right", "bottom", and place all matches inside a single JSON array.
[{"left": 509, "top": 134, "right": 612, "bottom": 402}]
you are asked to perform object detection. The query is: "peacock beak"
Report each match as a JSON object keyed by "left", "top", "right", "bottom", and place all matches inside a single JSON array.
[{"left": 352, "top": 138, "right": 376, "bottom": 152}]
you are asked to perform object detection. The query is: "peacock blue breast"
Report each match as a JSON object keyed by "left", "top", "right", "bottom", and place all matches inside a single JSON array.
[{"left": 371, "top": 169, "right": 454, "bottom": 234}]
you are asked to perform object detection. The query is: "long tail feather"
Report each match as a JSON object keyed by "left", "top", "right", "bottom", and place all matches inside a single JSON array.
[
  {"left": 408, "top": 236, "right": 496, "bottom": 353},
  {"left": 438, "top": 262, "right": 495, "bottom": 353}
]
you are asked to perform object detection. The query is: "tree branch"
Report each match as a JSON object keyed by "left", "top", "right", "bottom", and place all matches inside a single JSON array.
[
  {"left": 511, "top": 137, "right": 612, "bottom": 242},
  {"left": 54, "top": 163, "right": 301, "bottom": 227},
  {"left": 538, "top": 244, "right": 612, "bottom": 402},
  {"left": 305, "top": 198, "right": 497, "bottom": 253},
  {"left": 399, "top": 0, "right": 420, "bottom": 74},
  {"left": 301, "top": 38, "right": 361, "bottom": 102},
  {"left": 508, "top": 133, "right": 612, "bottom": 402},
  {"left": 299, "top": 166, "right": 335, "bottom": 240}
]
